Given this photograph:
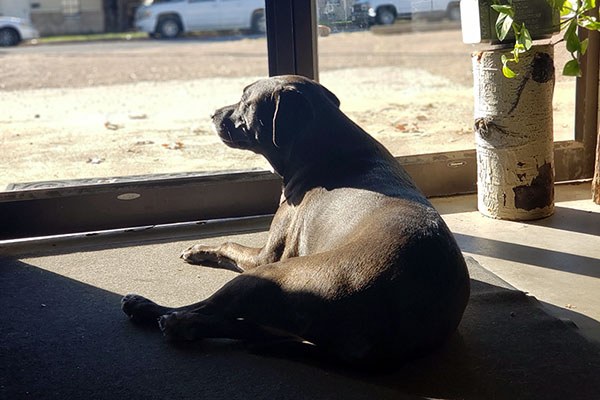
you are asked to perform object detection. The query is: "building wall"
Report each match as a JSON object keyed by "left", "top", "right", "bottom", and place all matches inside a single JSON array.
[
  {"left": 31, "top": 0, "right": 104, "bottom": 35},
  {"left": 0, "top": 0, "right": 31, "bottom": 19}
]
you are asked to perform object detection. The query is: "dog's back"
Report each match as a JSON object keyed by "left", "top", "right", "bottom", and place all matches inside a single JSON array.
[{"left": 250, "top": 83, "right": 471, "bottom": 364}]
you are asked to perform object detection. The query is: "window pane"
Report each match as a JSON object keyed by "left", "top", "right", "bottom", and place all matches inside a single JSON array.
[
  {"left": 62, "top": 0, "right": 80, "bottom": 16},
  {"left": 316, "top": 2, "right": 576, "bottom": 157},
  {"left": 1, "top": 1, "right": 268, "bottom": 191}
]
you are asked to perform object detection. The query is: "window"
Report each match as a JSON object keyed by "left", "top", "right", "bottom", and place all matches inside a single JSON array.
[
  {"left": 62, "top": 0, "right": 80, "bottom": 16},
  {"left": 313, "top": 0, "right": 596, "bottom": 191},
  {"left": 317, "top": 2, "right": 576, "bottom": 157}
]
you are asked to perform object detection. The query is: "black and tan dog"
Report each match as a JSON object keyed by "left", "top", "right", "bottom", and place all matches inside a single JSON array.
[{"left": 122, "top": 75, "right": 470, "bottom": 366}]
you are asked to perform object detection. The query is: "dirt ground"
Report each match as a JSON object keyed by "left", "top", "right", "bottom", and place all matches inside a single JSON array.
[{"left": 0, "top": 27, "right": 576, "bottom": 189}]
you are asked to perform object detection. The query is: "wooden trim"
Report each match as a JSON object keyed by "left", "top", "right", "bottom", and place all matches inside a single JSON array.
[
  {"left": 0, "top": 141, "right": 588, "bottom": 240},
  {"left": 0, "top": 171, "right": 281, "bottom": 240}
]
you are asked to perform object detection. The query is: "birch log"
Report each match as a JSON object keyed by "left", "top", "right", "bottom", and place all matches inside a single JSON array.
[{"left": 472, "top": 44, "right": 555, "bottom": 220}]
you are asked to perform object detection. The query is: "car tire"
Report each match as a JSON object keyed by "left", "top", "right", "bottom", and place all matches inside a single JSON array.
[
  {"left": 157, "top": 17, "right": 181, "bottom": 39},
  {"left": 0, "top": 27, "right": 20, "bottom": 47},
  {"left": 251, "top": 10, "right": 266, "bottom": 34},
  {"left": 447, "top": 4, "right": 461, "bottom": 21},
  {"left": 376, "top": 7, "right": 396, "bottom": 25}
]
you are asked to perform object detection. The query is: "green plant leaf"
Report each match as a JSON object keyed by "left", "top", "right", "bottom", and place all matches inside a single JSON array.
[
  {"left": 560, "top": 0, "right": 574, "bottom": 15},
  {"left": 490, "top": 0, "right": 597, "bottom": 79},
  {"left": 565, "top": 20, "right": 580, "bottom": 53},
  {"left": 518, "top": 24, "right": 533, "bottom": 51},
  {"left": 502, "top": 64, "right": 517, "bottom": 78},
  {"left": 491, "top": 4, "right": 515, "bottom": 18},
  {"left": 563, "top": 59, "right": 581, "bottom": 76},
  {"left": 495, "top": 13, "right": 514, "bottom": 41},
  {"left": 579, "top": 16, "right": 600, "bottom": 30},
  {"left": 582, "top": 0, "right": 596, "bottom": 12}
]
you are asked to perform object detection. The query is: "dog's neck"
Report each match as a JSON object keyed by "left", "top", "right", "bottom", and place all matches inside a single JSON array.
[
  {"left": 278, "top": 134, "right": 377, "bottom": 205},
  {"left": 276, "top": 111, "right": 422, "bottom": 207}
]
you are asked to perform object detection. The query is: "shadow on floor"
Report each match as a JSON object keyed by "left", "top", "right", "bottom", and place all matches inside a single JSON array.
[
  {"left": 527, "top": 205, "right": 600, "bottom": 236},
  {"left": 2, "top": 256, "right": 600, "bottom": 400},
  {"left": 455, "top": 232, "right": 600, "bottom": 279}
]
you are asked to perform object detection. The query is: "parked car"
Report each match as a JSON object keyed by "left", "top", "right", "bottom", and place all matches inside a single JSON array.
[
  {"left": 352, "top": 0, "right": 461, "bottom": 26},
  {"left": 134, "top": 0, "right": 266, "bottom": 39},
  {"left": 0, "top": 16, "right": 39, "bottom": 46}
]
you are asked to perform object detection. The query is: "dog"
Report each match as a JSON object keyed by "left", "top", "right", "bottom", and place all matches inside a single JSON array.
[{"left": 122, "top": 75, "right": 470, "bottom": 367}]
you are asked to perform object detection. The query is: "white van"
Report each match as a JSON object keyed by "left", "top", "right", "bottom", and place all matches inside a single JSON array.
[
  {"left": 352, "top": 0, "right": 461, "bottom": 26},
  {"left": 0, "top": 16, "right": 39, "bottom": 46},
  {"left": 134, "top": 0, "right": 265, "bottom": 39}
]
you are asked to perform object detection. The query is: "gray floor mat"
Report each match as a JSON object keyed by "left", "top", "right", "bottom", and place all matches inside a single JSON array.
[{"left": 2, "top": 237, "right": 599, "bottom": 400}]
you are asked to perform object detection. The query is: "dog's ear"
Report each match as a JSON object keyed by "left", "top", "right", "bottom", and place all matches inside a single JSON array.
[{"left": 272, "top": 87, "right": 315, "bottom": 148}]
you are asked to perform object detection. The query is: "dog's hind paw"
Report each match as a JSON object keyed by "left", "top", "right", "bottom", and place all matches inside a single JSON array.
[
  {"left": 158, "top": 313, "right": 175, "bottom": 337},
  {"left": 158, "top": 312, "right": 194, "bottom": 341},
  {"left": 121, "top": 294, "right": 168, "bottom": 324}
]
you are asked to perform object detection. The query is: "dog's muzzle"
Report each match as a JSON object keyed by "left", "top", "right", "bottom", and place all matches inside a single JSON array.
[{"left": 211, "top": 107, "right": 252, "bottom": 149}]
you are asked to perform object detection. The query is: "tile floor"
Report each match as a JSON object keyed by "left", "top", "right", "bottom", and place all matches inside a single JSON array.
[{"left": 432, "top": 182, "right": 600, "bottom": 344}]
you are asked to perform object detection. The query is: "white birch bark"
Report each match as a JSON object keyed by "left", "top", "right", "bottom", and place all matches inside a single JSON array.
[{"left": 472, "top": 44, "right": 555, "bottom": 220}]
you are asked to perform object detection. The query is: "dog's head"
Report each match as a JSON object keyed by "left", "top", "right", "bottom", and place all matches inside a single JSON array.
[{"left": 211, "top": 75, "right": 340, "bottom": 173}]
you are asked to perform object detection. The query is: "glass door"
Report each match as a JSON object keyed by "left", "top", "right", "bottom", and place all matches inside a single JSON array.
[
  {"left": 1, "top": 1, "right": 269, "bottom": 192},
  {"left": 315, "top": 0, "right": 576, "bottom": 158}
]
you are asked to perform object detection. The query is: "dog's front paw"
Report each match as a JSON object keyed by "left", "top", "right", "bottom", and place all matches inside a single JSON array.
[
  {"left": 180, "top": 244, "right": 241, "bottom": 272},
  {"left": 180, "top": 244, "right": 219, "bottom": 265},
  {"left": 121, "top": 294, "right": 168, "bottom": 324}
]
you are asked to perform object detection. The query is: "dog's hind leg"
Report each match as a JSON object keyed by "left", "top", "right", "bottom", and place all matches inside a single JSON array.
[
  {"left": 121, "top": 294, "right": 209, "bottom": 325},
  {"left": 157, "top": 311, "right": 303, "bottom": 343},
  {"left": 121, "top": 269, "right": 291, "bottom": 327}
]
